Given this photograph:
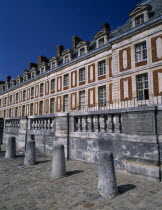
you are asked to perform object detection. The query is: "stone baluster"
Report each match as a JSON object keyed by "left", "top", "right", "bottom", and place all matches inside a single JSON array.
[
  {"left": 113, "top": 114, "right": 121, "bottom": 133},
  {"left": 51, "top": 119, "right": 54, "bottom": 130},
  {"left": 76, "top": 117, "right": 81, "bottom": 132},
  {"left": 47, "top": 119, "right": 51, "bottom": 130},
  {"left": 99, "top": 115, "right": 106, "bottom": 133},
  {"left": 44, "top": 119, "right": 47, "bottom": 129},
  {"left": 82, "top": 116, "right": 87, "bottom": 132},
  {"left": 87, "top": 116, "right": 93, "bottom": 132},
  {"left": 93, "top": 116, "right": 99, "bottom": 132},
  {"left": 106, "top": 115, "right": 113, "bottom": 133}
]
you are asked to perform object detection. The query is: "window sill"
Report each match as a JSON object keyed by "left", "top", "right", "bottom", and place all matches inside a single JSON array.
[
  {"left": 135, "top": 60, "right": 147, "bottom": 67},
  {"left": 79, "top": 81, "right": 86, "bottom": 86},
  {"left": 98, "top": 75, "right": 106, "bottom": 80}
]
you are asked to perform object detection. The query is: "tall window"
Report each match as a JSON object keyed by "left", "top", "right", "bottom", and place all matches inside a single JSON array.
[
  {"left": 79, "top": 91, "right": 86, "bottom": 110},
  {"left": 80, "top": 47, "right": 85, "bottom": 56},
  {"left": 10, "top": 95, "right": 12, "bottom": 104},
  {"left": 79, "top": 68, "right": 86, "bottom": 82},
  {"left": 63, "top": 95, "right": 69, "bottom": 112},
  {"left": 4, "top": 110, "right": 6, "bottom": 118},
  {"left": 135, "top": 14, "right": 144, "bottom": 26},
  {"left": 9, "top": 109, "right": 12, "bottom": 118},
  {"left": 16, "top": 93, "right": 19, "bottom": 102},
  {"left": 98, "top": 86, "right": 106, "bottom": 107},
  {"left": 39, "top": 101, "right": 43, "bottom": 115},
  {"left": 40, "top": 83, "right": 44, "bottom": 95},
  {"left": 50, "top": 98, "right": 55, "bottom": 114},
  {"left": 64, "top": 74, "right": 69, "bottom": 87},
  {"left": 0, "top": 99, "right": 1, "bottom": 108},
  {"left": 135, "top": 42, "right": 147, "bottom": 62},
  {"left": 15, "top": 107, "right": 18, "bottom": 117},
  {"left": 98, "top": 38, "right": 104, "bottom": 47},
  {"left": 136, "top": 73, "right": 149, "bottom": 100},
  {"left": 31, "top": 72, "right": 35, "bottom": 78},
  {"left": 31, "top": 87, "right": 34, "bottom": 98},
  {"left": 22, "top": 105, "right": 25, "bottom": 116},
  {"left": 30, "top": 103, "right": 34, "bottom": 116},
  {"left": 51, "top": 79, "right": 55, "bottom": 91},
  {"left": 4, "top": 97, "right": 7, "bottom": 106},
  {"left": 98, "top": 60, "right": 106, "bottom": 76},
  {"left": 23, "top": 90, "right": 26, "bottom": 100}
]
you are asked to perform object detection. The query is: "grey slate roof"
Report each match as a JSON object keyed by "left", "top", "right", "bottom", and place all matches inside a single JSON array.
[{"left": 110, "top": 0, "right": 162, "bottom": 39}]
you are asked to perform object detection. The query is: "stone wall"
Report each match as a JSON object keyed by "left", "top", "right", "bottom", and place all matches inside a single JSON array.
[{"left": 2, "top": 105, "right": 162, "bottom": 182}]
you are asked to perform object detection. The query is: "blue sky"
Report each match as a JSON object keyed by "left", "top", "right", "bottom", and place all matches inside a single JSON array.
[{"left": 0, "top": 0, "right": 142, "bottom": 81}]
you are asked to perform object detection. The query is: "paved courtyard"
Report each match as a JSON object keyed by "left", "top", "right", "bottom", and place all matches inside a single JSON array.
[{"left": 0, "top": 145, "right": 162, "bottom": 210}]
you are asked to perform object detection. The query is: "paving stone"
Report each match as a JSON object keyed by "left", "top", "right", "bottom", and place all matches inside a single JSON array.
[{"left": 0, "top": 146, "right": 162, "bottom": 209}]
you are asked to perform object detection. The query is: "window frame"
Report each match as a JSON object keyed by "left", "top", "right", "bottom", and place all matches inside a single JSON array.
[
  {"left": 63, "top": 74, "right": 69, "bottom": 87},
  {"left": 79, "top": 68, "right": 86, "bottom": 82},
  {"left": 135, "top": 41, "right": 147, "bottom": 63},
  {"left": 136, "top": 73, "right": 149, "bottom": 101},
  {"left": 98, "top": 60, "right": 106, "bottom": 76}
]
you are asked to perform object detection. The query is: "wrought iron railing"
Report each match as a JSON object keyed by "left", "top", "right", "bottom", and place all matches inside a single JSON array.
[{"left": 73, "top": 94, "right": 162, "bottom": 112}]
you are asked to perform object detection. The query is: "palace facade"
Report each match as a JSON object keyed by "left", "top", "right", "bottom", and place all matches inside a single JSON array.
[
  {"left": 0, "top": 0, "right": 162, "bottom": 117},
  {"left": 1, "top": 0, "right": 162, "bottom": 181}
]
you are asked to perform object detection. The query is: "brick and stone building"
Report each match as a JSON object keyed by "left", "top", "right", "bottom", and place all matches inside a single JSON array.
[{"left": 0, "top": 0, "right": 162, "bottom": 182}]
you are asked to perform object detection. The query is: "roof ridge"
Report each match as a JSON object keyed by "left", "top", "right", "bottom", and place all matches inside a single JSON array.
[{"left": 137, "top": 0, "right": 148, "bottom": 6}]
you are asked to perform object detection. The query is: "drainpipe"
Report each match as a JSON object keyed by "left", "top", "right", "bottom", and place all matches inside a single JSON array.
[
  {"left": 67, "top": 112, "right": 70, "bottom": 160},
  {"left": 154, "top": 106, "right": 161, "bottom": 182}
]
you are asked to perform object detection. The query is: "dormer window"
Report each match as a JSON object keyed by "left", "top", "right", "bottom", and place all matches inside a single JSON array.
[
  {"left": 135, "top": 14, "right": 144, "bottom": 26},
  {"left": 80, "top": 47, "right": 85, "bottom": 56},
  {"left": 51, "top": 62, "right": 56, "bottom": 69},
  {"left": 65, "top": 55, "right": 69, "bottom": 63},
  {"left": 31, "top": 72, "right": 35, "bottom": 78},
  {"left": 98, "top": 38, "right": 105, "bottom": 47},
  {"left": 23, "top": 76, "right": 27, "bottom": 82},
  {"left": 40, "top": 67, "right": 45, "bottom": 74}
]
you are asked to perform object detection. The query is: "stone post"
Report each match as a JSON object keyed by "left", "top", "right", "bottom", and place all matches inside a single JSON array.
[
  {"left": 51, "top": 144, "right": 66, "bottom": 178},
  {"left": 113, "top": 114, "right": 121, "bottom": 133},
  {"left": 98, "top": 152, "right": 118, "bottom": 199},
  {"left": 24, "top": 140, "right": 36, "bottom": 166},
  {"left": 107, "top": 114, "right": 113, "bottom": 133},
  {"left": 5, "top": 136, "right": 16, "bottom": 158}
]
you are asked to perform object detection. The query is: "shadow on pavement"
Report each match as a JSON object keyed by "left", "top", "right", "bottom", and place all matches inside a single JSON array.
[
  {"left": 118, "top": 184, "right": 136, "bottom": 194},
  {"left": 37, "top": 160, "right": 51, "bottom": 164},
  {"left": 66, "top": 170, "right": 84, "bottom": 176}
]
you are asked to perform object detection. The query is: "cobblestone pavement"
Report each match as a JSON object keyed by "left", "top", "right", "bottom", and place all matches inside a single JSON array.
[{"left": 0, "top": 146, "right": 162, "bottom": 210}]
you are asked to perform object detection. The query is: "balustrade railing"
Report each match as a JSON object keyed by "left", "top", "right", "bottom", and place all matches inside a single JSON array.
[
  {"left": 74, "top": 114, "right": 121, "bottom": 133},
  {"left": 5, "top": 119, "right": 20, "bottom": 129},
  {"left": 74, "top": 94, "right": 162, "bottom": 112},
  {"left": 30, "top": 117, "right": 54, "bottom": 130}
]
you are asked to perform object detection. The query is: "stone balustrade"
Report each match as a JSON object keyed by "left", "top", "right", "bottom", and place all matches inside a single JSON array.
[
  {"left": 74, "top": 114, "right": 121, "bottom": 133},
  {"left": 5, "top": 119, "right": 20, "bottom": 129},
  {"left": 30, "top": 118, "right": 54, "bottom": 130}
]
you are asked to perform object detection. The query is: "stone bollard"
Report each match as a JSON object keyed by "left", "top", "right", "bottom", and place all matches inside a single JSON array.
[
  {"left": 51, "top": 144, "right": 66, "bottom": 178},
  {"left": 98, "top": 152, "right": 118, "bottom": 199},
  {"left": 24, "top": 140, "right": 36, "bottom": 166},
  {"left": 5, "top": 137, "right": 16, "bottom": 158}
]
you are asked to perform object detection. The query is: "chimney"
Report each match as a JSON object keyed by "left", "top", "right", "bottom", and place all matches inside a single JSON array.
[
  {"left": 72, "top": 36, "right": 82, "bottom": 50},
  {"left": 57, "top": 45, "right": 64, "bottom": 57},
  {"left": 102, "top": 22, "right": 110, "bottom": 31},
  {"left": 29, "top": 62, "right": 37, "bottom": 69},
  {"left": 37, "top": 56, "right": 48, "bottom": 64},
  {"left": 6, "top": 76, "right": 11, "bottom": 82}
]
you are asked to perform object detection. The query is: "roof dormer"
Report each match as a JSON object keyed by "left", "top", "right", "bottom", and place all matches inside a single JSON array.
[
  {"left": 129, "top": 4, "right": 152, "bottom": 28},
  {"left": 49, "top": 56, "right": 58, "bottom": 70},
  {"left": 94, "top": 23, "right": 110, "bottom": 48},
  {"left": 62, "top": 49, "right": 72, "bottom": 63},
  {"left": 76, "top": 41, "right": 89, "bottom": 56}
]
